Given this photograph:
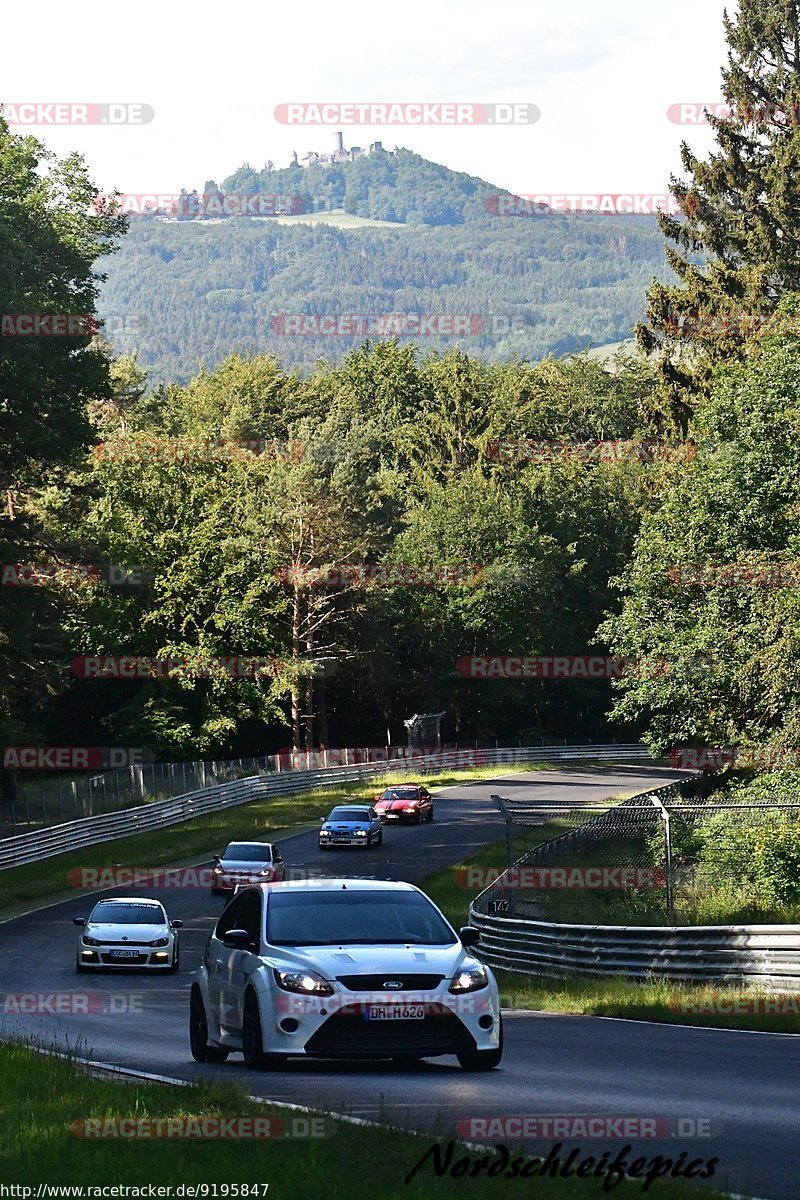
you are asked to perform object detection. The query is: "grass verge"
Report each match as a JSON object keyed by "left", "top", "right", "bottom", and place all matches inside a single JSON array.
[
  {"left": 0, "top": 761, "right": 546, "bottom": 922},
  {"left": 422, "top": 838, "right": 800, "bottom": 1035},
  {"left": 0, "top": 1042, "right": 724, "bottom": 1197}
]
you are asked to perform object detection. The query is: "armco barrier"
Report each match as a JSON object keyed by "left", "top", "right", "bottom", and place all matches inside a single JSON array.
[
  {"left": 469, "top": 909, "right": 800, "bottom": 989},
  {"left": 0, "top": 743, "right": 650, "bottom": 870},
  {"left": 469, "top": 781, "right": 800, "bottom": 989}
]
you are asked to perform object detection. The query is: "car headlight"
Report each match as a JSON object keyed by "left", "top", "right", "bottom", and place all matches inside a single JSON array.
[
  {"left": 82, "top": 936, "right": 100, "bottom": 946},
  {"left": 213, "top": 866, "right": 222, "bottom": 874},
  {"left": 259, "top": 867, "right": 271, "bottom": 876},
  {"left": 273, "top": 968, "right": 334, "bottom": 996},
  {"left": 150, "top": 936, "right": 170, "bottom": 947},
  {"left": 355, "top": 829, "right": 367, "bottom": 837},
  {"left": 449, "top": 964, "right": 489, "bottom": 994},
  {"left": 319, "top": 829, "right": 331, "bottom": 837}
]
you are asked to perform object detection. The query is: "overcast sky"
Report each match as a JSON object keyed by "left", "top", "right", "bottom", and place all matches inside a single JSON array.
[{"left": 2, "top": 0, "right": 732, "bottom": 198}]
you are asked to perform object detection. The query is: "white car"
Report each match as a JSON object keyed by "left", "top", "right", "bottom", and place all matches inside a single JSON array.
[
  {"left": 189, "top": 879, "right": 503, "bottom": 1071},
  {"left": 211, "top": 841, "right": 286, "bottom": 894},
  {"left": 74, "top": 897, "right": 182, "bottom": 972}
]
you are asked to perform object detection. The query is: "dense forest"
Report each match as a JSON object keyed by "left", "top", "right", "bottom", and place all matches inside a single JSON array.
[
  {"left": 98, "top": 149, "right": 669, "bottom": 381},
  {"left": 5, "top": 0, "right": 800, "bottom": 783}
]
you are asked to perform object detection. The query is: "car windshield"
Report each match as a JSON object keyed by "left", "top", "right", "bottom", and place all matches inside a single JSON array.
[
  {"left": 383, "top": 789, "right": 417, "bottom": 799},
  {"left": 266, "top": 889, "right": 456, "bottom": 946},
  {"left": 90, "top": 903, "right": 165, "bottom": 925},
  {"left": 328, "top": 808, "right": 369, "bottom": 821},
  {"left": 223, "top": 844, "right": 270, "bottom": 861}
]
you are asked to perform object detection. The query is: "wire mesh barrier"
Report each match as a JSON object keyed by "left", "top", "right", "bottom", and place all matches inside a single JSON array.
[
  {"left": 0, "top": 741, "right": 649, "bottom": 840},
  {"left": 0, "top": 755, "right": 273, "bottom": 839},
  {"left": 475, "top": 784, "right": 800, "bottom": 927},
  {"left": 469, "top": 781, "right": 800, "bottom": 984},
  {"left": 0, "top": 744, "right": 652, "bottom": 869}
]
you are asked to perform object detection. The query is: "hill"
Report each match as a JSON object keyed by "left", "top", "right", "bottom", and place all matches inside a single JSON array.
[{"left": 97, "top": 149, "right": 671, "bottom": 381}]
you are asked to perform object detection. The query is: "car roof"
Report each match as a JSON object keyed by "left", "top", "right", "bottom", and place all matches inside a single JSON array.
[
  {"left": 329, "top": 803, "right": 371, "bottom": 811},
  {"left": 250, "top": 879, "right": 420, "bottom": 893},
  {"left": 384, "top": 782, "right": 421, "bottom": 789},
  {"left": 223, "top": 841, "right": 273, "bottom": 849},
  {"left": 93, "top": 896, "right": 162, "bottom": 904}
]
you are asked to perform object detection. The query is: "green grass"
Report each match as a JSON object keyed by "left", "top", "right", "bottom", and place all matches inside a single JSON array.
[
  {"left": 421, "top": 838, "right": 800, "bottom": 1034},
  {"left": 0, "top": 761, "right": 546, "bottom": 922},
  {"left": 0, "top": 1042, "right": 725, "bottom": 1196}
]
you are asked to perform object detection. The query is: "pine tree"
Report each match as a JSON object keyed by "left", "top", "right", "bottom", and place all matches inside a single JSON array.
[{"left": 639, "top": 0, "right": 800, "bottom": 419}]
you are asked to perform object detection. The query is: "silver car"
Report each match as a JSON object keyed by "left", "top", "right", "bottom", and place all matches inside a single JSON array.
[
  {"left": 189, "top": 880, "right": 503, "bottom": 1071},
  {"left": 211, "top": 841, "right": 286, "bottom": 894}
]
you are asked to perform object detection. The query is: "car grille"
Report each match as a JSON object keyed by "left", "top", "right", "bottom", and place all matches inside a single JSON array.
[
  {"left": 96, "top": 939, "right": 152, "bottom": 946},
  {"left": 304, "top": 1013, "right": 473, "bottom": 1058},
  {"left": 99, "top": 952, "right": 149, "bottom": 964},
  {"left": 336, "top": 974, "right": 444, "bottom": 991}
]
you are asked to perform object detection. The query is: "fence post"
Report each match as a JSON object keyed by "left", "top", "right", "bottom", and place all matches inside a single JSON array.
[{"left": 649, "top": 791, "right": 675, "bottom": 923}]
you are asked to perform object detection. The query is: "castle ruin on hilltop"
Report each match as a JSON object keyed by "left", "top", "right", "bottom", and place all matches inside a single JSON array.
[{"left": 292, "top": 131, "right": 388, "bottom": 168}]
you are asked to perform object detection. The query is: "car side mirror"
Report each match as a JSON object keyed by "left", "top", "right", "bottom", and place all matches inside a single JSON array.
[
  {"left": 212, "top": 854, "right": 221, "bottom": 864},
  {"left": 222, "top": 928, "right": 254, "bottom": 950},
  {"left": 319, "top": 816, "right": 326, "bottom": 823},
  {"left": 459, "top": 925, "right": 480, "bottom": 947},
  {"left": 73, "top": 917, "right": 86, "bottom": 927},
  {"left": 171, "top": 920, "right": 184, "bottom": 929}
]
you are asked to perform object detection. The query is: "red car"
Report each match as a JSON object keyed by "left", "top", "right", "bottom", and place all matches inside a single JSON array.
[{"left": 373, "top": 783, "right": 434, "bottom": 824}]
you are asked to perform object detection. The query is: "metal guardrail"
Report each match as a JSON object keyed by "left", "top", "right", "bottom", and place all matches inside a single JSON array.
[
  {"left": 469, "top": 909, "right": 800, "bottom": 989},
  {"left": 0, "top": 743, "right": 650, "bottom": 870},
  {"left": 470, "top": 781, "right": 800, "bottom": 988}
]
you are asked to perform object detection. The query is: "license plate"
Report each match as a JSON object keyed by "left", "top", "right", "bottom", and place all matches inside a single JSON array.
[
  {"left": 332, "top": 837, "right": 349, "bottom": 843},
  {"left": 108, "top": 949, "right": 139, "bottom": 958},
  {"left": 367, "top": 1004, "right": 425, "bottom": 1021}
]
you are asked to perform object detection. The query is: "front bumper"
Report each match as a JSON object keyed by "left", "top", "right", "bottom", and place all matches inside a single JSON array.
[
  {"left": 78, "top": 946, "right": 173, "bottom": 968},
  {"left": 318, "top": 835, "right": 369, "bottom": 847},
  {"left": 262, "top": 987, "right": 500, "bottom": 1059}
]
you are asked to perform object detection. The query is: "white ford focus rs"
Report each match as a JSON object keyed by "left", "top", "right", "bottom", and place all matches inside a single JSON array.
[
  {"left": 74, "top": 897, "right": 182, "bottom": 972},
  {"left": 189, "top": 879, "right": 502, "bottom": 1070}
]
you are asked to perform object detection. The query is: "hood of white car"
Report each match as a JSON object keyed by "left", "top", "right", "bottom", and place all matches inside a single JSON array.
[
  {"left": 267, "top": 942, "right": 472, "bottom": 980},
  {"left": 85, "top": 922, "right": 171, "bottom": 942},
  {"left": 219, "top": 859, "right": 270, "bottom": 871}
]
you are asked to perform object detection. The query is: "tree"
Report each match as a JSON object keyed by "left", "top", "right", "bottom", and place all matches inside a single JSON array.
[
  {"left": 639, "top": 0, "right": 800, "bottom": 418},
  {"left": 0, "top": 116, "right": 125, "bottom": 801},
  {"left": 602, "top": 297, "right": 800, "bottom": 751}
]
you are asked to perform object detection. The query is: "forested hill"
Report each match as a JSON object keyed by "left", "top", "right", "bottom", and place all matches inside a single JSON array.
[{"left": 98, "top": 149, "right": 671, "bottom": 382}]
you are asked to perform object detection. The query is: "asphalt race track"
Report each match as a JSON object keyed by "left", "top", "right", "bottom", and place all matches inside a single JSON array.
[{"left": 1, "top": 765, "right": 797, "bottom": 1199}]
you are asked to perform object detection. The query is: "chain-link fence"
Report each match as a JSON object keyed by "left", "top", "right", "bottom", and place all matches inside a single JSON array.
[
  {"left": 0, "top": 736, "right": 637, "bottom": 839},
  {"left": 0, "top": 755, "right": 272, "bottom": 838},
  {"left": 473, "top": 782, "right": 800, "bottom": 927}
]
